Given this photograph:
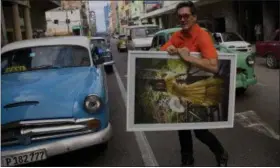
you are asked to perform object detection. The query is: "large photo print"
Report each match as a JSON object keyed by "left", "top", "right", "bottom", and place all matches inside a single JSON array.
[{"left": 127, "top": 51, "right": 237, "bottom": 131}]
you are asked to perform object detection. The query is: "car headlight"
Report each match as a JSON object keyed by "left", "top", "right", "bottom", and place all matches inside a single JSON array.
[
  {"left": 246, "top": 56, "right": 255, "bottom": 66},
  {"left": 84, "top": 95, "right": 102, "bottom": 113},
  {"left": 228, "top": 45, "right": 235, "bottom": 48}
]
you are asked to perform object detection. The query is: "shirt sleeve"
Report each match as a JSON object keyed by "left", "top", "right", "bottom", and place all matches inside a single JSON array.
[
  {"left": 198, "top": 31, "right": 218, "bottom": 59},
  {"left": 160, "top": 33, "right": 177, "bottom": 51}
]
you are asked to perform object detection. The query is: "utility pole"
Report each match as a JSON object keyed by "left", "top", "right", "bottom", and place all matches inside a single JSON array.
[
  {"left": 66, "top": 9, "right": 70, "bottom": 34},
  {"left": 62, "top": 2, "right": 70, "bottom": 34}
]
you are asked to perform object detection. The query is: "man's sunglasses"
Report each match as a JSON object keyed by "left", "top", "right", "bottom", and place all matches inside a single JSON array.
[{"left": 177, "top": 14, "right": 192, "bottom": 20}]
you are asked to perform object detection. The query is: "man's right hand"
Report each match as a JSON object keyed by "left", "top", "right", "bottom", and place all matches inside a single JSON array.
[{"left": 166, "top": 45, "right": 178, "bottom": 55}]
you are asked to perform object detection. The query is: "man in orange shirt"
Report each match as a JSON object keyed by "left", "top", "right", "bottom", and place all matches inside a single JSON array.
[{"left": 160, "top": 1, "right": 228, "bottom": 167}]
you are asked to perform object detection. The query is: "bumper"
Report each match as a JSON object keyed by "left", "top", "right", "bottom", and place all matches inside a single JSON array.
[
  {"left": 236, "top": 74, "right": 257, "bottom": 88},
  {"left": 1, "top": 123, "right": 112, "bottom": 159},
  {"left": 104, "top": 61, "right": 114, "bottom": 66}
]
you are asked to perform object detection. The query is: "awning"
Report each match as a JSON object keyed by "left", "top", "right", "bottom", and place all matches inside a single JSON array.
[
  {"left": 140, "top": 0, "right": 222, "bottom": 20},
  {"left": 72, "top": 25, "right": 81, "bottom": 30},
  {"left": 140, "top": 2, "right": 180, "bottom": 20}
]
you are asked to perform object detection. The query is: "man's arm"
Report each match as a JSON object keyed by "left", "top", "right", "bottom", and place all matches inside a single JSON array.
[
  {"left": 160, "top": 32, "right": 177, "bottom": 51},
  {"left": 188, "top": 31, "right": 219, "bottom": 73}
]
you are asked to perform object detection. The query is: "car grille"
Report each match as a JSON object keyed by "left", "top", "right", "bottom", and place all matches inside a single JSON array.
[{"left": 1, "top": 118, "right": 99, "bottom": 146}]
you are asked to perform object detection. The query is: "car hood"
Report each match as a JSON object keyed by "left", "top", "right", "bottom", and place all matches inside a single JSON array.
[
  {"left": 133, "top": 37, "right": 153, "bottom": 47},
  {"left": 1, "top": 67, "right": 101, "bottom": 124},
  {"left": 222, "top": 41, "right": 251, "bottom": 47}
]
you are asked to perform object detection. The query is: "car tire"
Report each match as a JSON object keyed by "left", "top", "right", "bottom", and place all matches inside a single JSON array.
[
  {"left": 105, "top": 65, "right": 113, "bottom": 74},
  {"left": 266, "top": 54, "right": 279, "bottom": 69},
  {"left": 236, "top": 88, "right": 247, "bottom": 95}
]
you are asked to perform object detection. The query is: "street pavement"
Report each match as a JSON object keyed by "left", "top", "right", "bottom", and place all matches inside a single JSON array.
[{"left": 27, "top": 39, "right": 279, "bottom": 167}]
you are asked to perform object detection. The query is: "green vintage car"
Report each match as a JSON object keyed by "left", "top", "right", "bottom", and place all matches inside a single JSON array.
[{"left": 150, "top": 27, "right": 257, "bottom": 94}]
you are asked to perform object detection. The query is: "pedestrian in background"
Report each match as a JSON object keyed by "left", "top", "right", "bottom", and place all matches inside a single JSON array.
[
  {"left": 254, "top": 23, "right": 262, "bottom": 41},
  {"left": 160, "top": 1, "right": 228, "bottom": 166}
]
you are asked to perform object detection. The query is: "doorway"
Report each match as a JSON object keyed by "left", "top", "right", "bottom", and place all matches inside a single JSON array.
[{"left": 214, "top": 17, "right": 226, "bottom": 32}]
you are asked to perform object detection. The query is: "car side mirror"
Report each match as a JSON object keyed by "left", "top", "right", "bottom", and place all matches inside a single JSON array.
[{"left": 127, "top": 36, "right": 132, "bottom": 41}]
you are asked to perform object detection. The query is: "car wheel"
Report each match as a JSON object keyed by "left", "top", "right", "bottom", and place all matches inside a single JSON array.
[
  {"left": 236, "top": 88, "right": 247, "bottom": 95},
  {"left": 266, "top": 54, "right": 279, "bottom": 69},
  {"left": 105, "top": 65, "right": 113, "bottom": 74}
]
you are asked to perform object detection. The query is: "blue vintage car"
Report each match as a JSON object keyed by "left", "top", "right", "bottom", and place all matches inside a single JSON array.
[{"left": 1, "top": 36, "right": 112, "bottom": 166}]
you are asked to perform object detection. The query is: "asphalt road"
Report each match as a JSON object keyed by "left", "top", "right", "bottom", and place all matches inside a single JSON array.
[{"left": 27, "top": 39, "right": 279, "bottom": 167}]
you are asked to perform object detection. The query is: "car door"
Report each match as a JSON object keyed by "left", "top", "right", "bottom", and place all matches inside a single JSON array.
[
  {"left": 150, "top": 35, "right": 159, "bottom": 51},
  {"left": 158, "top": 34, "right": 167, "bottom": 48}
]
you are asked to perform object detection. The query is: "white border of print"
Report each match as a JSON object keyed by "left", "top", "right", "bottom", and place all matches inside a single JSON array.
[{"left": 126, "top": 51, "right": 237, "bottom": 132}]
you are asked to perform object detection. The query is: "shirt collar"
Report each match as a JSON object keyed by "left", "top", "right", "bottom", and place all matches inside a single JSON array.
[{"left": 179, "top": 24, "right": 200, "bottom": 38}]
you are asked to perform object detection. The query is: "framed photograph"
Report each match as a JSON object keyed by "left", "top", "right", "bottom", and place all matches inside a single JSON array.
[{"left": 127, "top": 51, "right": 237, "bottom": 132}]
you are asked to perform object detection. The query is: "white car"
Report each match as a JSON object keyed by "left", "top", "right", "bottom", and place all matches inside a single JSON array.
[
  {"left": 213, "top": 32, "right": 254, "bottom": 53},
  {"left": 126, "top": 24, "right": 160, "bottom": 51}
]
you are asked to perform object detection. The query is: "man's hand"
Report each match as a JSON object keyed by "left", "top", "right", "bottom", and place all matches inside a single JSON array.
[
  {"left": 166, "top": 45, "right": 178, "bottom": 55},
  {"left": 178, "top": 47, "right": 218, "bottom": 73},
  {"left": 177, "top": 47, "right": 191, "bottom": 61}
]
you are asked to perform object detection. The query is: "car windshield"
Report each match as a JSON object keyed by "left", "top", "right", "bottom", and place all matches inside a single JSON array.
[
  {"left": 132, "top": 27, "right": 160, "bottom": 38},
  {"left": 1, "top": 45, "right": 90, "bottom": 75},
  {"left": 221, "top": 32, "right": 244, "bottom": 42},
  {"left": 119, "top": 35, "right": 126, "bottom": 40},
  {"left": 91, "top": 39, "right": 106, "bottom": 48}
]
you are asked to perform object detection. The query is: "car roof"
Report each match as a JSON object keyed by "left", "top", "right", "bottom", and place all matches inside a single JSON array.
[
  {"left": 155, "top": 27, "right": 211, "bottom": 35},
  {"left": 127, "top": 24, "right": 158, "bottom": 29},
  {"left": 155, "top": 27, "right": 182, "bottom": 35},
  {"left": 1, "top": 36, "right": 90, "bottom": 54},
  {"left": 90, "top": 37, "right": 105, "bottom": 40}
]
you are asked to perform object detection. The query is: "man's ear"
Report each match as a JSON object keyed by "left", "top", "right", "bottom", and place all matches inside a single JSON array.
[{"left": 193, "top": 15, "right": 197, "bottom": 22}]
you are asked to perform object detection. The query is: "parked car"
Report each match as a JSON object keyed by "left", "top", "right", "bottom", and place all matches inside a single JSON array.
[
  {"left": 126, "top": 24, "right": 160, "bottom": 51},
  {"left": 90, "top": 37, "right": 114, "bottom": 73},
  {"left": 212, "top": 32, "right": 254, "bottom": 53},
  {"left": 150, "top": 27, "right": 257, "bottom": 94},
  {"left": 1, "top": 36, "right": 112, "bottom": 166},
  {"left": 117, "top": 34, "right": 127, "bottom": 52},
  {"left": 255, "top": 29, "right": 280, "bottom": 68}
]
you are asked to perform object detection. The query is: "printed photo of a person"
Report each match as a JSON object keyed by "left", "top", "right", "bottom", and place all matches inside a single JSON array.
[{"left": 134, "top": 57, "right": 231, "bottom": 124}]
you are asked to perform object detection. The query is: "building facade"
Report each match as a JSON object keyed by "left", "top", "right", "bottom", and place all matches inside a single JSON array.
[
  {"left": 140, "top": 0, "right": 279, "bottom": 42},
  {"left": 89, "top": 11, "right": 97, "bottom": 35},
  {"left": 45, "top": 7, "right": 82, "bottom": 36},
  {"left": 61, "top": 0, "right": 82, "bottom": 9},
  {"left": 104, "top": 3, "right": 110, "bottom": 32},
  {"left": 1, "top": 0, "right": 60, "bottom": 45},
  {"left": 130, "top": 0, "right": 144, "bottom": 25},
  {"left": 109, "top": 0, "right": 117, "bottom": 33}
]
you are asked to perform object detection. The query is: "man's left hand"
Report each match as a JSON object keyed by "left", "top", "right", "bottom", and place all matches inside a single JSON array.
[{"left": 177, "top": 47, "right": 191, "bottom": 62}]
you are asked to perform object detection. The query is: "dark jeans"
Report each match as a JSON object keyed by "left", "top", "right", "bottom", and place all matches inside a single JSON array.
[{"left": 178, "top": 129, "right": 225, "bottom": 158}]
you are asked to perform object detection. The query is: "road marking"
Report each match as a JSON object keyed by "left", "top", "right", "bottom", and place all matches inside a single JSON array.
[
  {"left": 256, "top": 82, "right": 267, "bottom": 86},
  {"left": 235, "top": 110, "right": 280, "bottom": 140},
  {"left": 113, "top": 65, "right": 159, "bottom": 167}
]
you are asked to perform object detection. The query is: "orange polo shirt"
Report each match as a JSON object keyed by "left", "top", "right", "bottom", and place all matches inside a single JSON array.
[{"left": 160, "top": 24, "right": 217, "bottom": 59}]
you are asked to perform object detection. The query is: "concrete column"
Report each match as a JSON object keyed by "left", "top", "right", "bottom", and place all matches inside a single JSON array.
[
  {"left": 12, "top": 3, "right": 22, "bottom": 40},
  {"left": 152, "top": 18, "right": 156, "bottom": 25},
  {"left": 24, "top": 0, "right": 33, "bottom": 39},
  {"left": 1, "top": 4, "right": 8, "bottom": 45},
  {"left": 262, "top": 1, "right": 274, "bottom": 40},
  {"left": 158, "top": 17, "right": 163, "bottom": 29}
]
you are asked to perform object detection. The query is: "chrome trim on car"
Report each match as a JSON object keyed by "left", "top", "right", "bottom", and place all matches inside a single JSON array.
[
  {"left": 1, "top": 118, "right": 100, "bottom": 146},
  {"left": 2, "top": 123, "right": 112, "bottom": 165},
  {"left": 21, "top": 125, "right": 87, "bottom": 135},
  {"left": 103, "top": 61, "right": 114, "bottom": 66}
]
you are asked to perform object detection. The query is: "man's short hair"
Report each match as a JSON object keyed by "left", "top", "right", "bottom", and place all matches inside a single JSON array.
[{"left": 176, "top": 1, "right": 197, "bottom": 16}]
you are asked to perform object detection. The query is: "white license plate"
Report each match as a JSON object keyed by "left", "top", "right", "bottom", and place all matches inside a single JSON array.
[{"left": 1, "top": 149, "right": 47, "bottom": 166}]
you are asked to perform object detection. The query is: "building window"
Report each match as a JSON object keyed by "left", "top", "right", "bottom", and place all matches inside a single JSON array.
[{"left": 54, "top": 19, "right": 59, "bottom": 24}]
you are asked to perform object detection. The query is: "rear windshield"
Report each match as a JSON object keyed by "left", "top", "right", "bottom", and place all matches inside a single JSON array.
[{"left": 1, "top": 45, "right": 90, "bottom": 75}]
